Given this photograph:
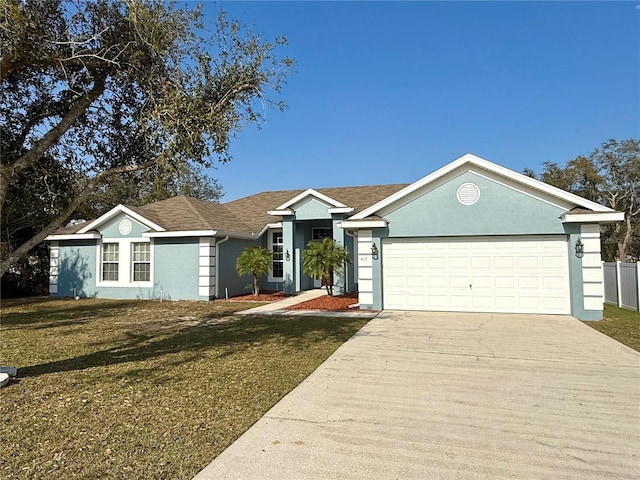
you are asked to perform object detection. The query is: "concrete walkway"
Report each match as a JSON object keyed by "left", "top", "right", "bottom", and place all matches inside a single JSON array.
[
  {"left": 237, "top": 289, "right": 378, "bottom": 318},
  {"left": 194, "top": 311, "right": 640, "bottom": 480}
]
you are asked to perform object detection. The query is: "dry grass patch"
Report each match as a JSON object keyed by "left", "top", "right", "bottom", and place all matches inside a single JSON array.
[
  {"left": 0, "top": 298, "right": 368, "bottom": 479},
  {"left": 583, "top": 304, "right": 640, "bottom": 352}
]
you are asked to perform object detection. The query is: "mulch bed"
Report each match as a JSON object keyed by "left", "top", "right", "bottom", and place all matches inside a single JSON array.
[
  {"left": 226, "top": 290, "right": 293, "bottom": 302},
  {"left": 288, "top": 291, "right": 360, "bottom": 311}
]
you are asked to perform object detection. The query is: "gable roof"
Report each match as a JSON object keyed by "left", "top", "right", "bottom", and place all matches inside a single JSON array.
[
  {"left": 351, "top": 153, "right": 615, "bottom": 220},
  {"left": 223, "top": 184, "right": 409, "bottom": 233},
  {"left": 47, "top": 184, "right": 409, "bottom": 239}
]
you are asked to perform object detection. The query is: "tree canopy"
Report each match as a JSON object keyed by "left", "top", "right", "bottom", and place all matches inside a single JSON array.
[
  {"left": 0, "top": 0, "right": 294, "bottom": 277},
  {"left": 302, "top": 237, "right": 351, "bottom": 296},
  {"left": 528, "top": 138, "right": 639, "bottom": 261},
  {"left": 235, "top": 246, "right": 273, "bottom": 296}
]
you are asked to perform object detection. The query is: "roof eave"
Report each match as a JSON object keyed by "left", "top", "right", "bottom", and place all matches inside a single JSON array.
[
  {"left": 338, "top": 219, "right": 388, "bottom": 229},
  {"left": 561, "top": 211, "right": 625, "bottom": 224},
  {"left": 45, "top": 232, "right": 101, "bottom": 241}
]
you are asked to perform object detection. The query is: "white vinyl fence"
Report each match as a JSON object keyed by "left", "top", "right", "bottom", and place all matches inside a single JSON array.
[{"left": 602, "top": 262, "right": 640, "bottom": 312}]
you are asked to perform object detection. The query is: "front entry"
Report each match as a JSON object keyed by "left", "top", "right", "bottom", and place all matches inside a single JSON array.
[{"left": 310, "top": 226, "right": 333, "bottom": 289}]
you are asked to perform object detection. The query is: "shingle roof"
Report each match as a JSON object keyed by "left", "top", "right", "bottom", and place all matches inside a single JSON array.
[
  {"left": 51, "top": 184, "right": 410, "bottom": 237},
  {"left": 224, "top": 184, "right": 409, "bottom": 233},
  {"left": 129, "top": 196, "right": 252, "bottom": 233}
]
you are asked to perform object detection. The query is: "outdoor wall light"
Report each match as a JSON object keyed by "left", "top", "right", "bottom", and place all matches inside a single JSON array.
[
  {"left": 575, "top": 238, "right": 584, "bottom": 258},
  {"left": 285, "top": 249, "right": 291, "bottom": 261},
  {"left": 371, "top": 242, "right": 379, "bottom": 260}
]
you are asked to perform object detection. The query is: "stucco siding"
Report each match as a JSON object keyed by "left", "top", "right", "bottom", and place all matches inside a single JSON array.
[
  {"left": 218, "top": 238, "right": 260, "bottom": 298},
  {"left": 55, "top": 240, "right": 97, "bottom": 297},
  {"left": 385, "top": 171, "right": 567, "bottom": 237},
  {"left": 99, "top": 213, "right": 148, "bottom": 238},
  {"left": 293, "top": 198, "right": 332, "bottom": 220},
  {"left": 147, "top": 238, "right": 200, "bottom": 300}
]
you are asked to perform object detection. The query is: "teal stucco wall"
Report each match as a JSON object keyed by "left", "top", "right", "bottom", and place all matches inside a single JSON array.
[
  {"left": 153, "top": 238, "right": 201, "bottom": 300},
  {"left": 385, "top": 171, "right": 567, "bottom": 237},
  {"left": 218, "top": 238, "right": 261, "bottom": 298},
  {"left": 56, "top": 240, "right": 97, "bottom": 297}
]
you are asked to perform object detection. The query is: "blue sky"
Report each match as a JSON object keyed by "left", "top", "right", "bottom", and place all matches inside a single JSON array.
[{"left": 198, "top": 1, "right": 639, "bottom": 201}]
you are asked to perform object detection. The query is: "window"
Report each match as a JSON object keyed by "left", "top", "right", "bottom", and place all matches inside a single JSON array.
[
  {"left": 312, "top": 227, "right": 332, "bottom": 241},
  {"left": 102, "top": 243, "right": 119, "bottom": 281},
  {"left": 97, "top": 239, "right": 152, "bottom": 287},
  {"left": 270, "top": 230, "right": 284, "bottom": 279},
  {"left": 131, "top": 242, "right": 151, "bottom": 282}
]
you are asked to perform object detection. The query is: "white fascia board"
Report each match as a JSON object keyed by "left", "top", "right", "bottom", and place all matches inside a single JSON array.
[
  {"left": 143, "top": 230, "right": 258, "bottom": 240},
  {"left": 561, "top": 212, "right": 625, "bottom": 224},
  {"left": 267, "top": 209, "right": 294, "bottom": 216},
  {"left": 78, "top": 205, "right": 166, "bottom": 233},
  {"left": 275, "top": 189, "right": 347, "bottom": 210},
  {"left": 257, "top": 222, "right": 283, "bottom": 236},
  {"left": 144, "top": 230, "right": 216, "bottom": 238},
  {"left": 338, "top": 220, "right": 387, "bottom": 229},
  {"left": 351, "top": 153, "right": 612, "bottom": 219},
  {"left": 45, "top": 233, "right": 101, "bottom": 241},
  {"left": 328, "top": 207, "right": 355, "bottom": 214}
]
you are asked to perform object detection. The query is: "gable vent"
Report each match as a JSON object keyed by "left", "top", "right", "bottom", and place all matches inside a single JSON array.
[{"left": 456, "top": 183, "right": 480, "bottom": 205}]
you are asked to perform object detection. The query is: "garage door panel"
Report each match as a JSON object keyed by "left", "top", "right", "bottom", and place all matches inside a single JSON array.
[
  {"left": 471, "top": 256, "right": 491, "bottom": 269},
  {"left": 383, "top": 236, "right": 570, "bottom": 314},
  {"left": 471, "top": 275, "right": 493, "bottom": 289},
  {"left": 494, "top": 257, "right": 515, "bottom": 269},
  {"left": 427, "top": 257, "right": 446, "bottom": 269},
  {"left": 449, "top": 256, "right": 468, "bottom": 268},
  {"left": 494, "top": 276, "right": 515, "bottom": 288}
]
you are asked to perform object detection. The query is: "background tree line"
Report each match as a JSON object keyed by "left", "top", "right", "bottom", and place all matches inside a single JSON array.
[
  {"left": 524, "top": 138, "right": 639, "bottom": 262},
  {"left": 1, "top": 0, "right": 293, "bottom": 297}
]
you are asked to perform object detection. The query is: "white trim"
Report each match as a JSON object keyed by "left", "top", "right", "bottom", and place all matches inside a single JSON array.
[
  {"left": 46, "top": 233, "right": 101, "bottom": 241},
  {"left": 145, "top": 230, "right": 215, "bottom": 237},
  {"left": 257, "top": 222, "right": 283, "bottom": 236},
  {"left": 328, "top": 207, "right": 355, "bottom": 214},
  {"left": 275, "top": 189, "right": 347, "bottom": 210},
  {"left": 49, "top": 242, "right": 59, "bottom": 294},
  {"left": 351, "top": 153, "right": 614, "bottom": 220},
  {"left": 561, "top": 212, "right": 625, "bottom": 224},
  {"left": 215, "top": 236, "right": 230, "bottom": 299},
  {"left": 78, "top": 205, "right": 165, "bottom": 233},
  {"left": 267, "top": 209, "right": 294, "bottom": 216},
  {"left": 338, "top": 220, "right": 387, "bottom": 229},
  {"left": 143, "top": 230, "right": 257, "bottom": 239},
  {"left": 267, "top": 228, "right": 284, "bottom": 283},
  {"left": 198, "top": 237, "right": 216, "bottom": 298},
  {"left": 95, "top": 237, "right": 154, "bottom": 288}
]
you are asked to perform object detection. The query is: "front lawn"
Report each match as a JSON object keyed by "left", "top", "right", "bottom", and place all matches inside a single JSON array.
[
  {"left": 584, "top": 304, "right": 640, "bottom": 352},
  {"left": 0, "top": 298, "right": 368, "bottom": 480}
]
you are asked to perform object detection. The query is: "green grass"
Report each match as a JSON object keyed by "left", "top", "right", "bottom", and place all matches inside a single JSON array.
[
  {"left": 584, "top": 304, "right": 640, "bottom": 352},
  {"left": 0, "top": 298, "right": 368, "bottom": 480}
]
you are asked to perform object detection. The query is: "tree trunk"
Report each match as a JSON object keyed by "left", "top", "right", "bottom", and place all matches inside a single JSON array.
[
  {"left": 0, "top": 160, "right": 155, "bottom": 276},
  {"left": 617, "top": 212, "right": 633, "bottom": 261},
  {"left": 0, "top": 75, "right": 107, "bottom": 212},
  {"left": 253, "top": 273, "right": 260, "bottom": 296}
]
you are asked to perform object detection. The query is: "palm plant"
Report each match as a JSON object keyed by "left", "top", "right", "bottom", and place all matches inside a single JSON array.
[
  {"left": 235, "top": 246, "right": 273, "bottom": 296},
  {"left": 302, "top": 237, "right": 352, "bottom": 296}
]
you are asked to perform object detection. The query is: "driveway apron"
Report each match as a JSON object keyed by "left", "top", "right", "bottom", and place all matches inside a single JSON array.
[{"left": 194, "top": 311, "right": 640, "bottom": 480}]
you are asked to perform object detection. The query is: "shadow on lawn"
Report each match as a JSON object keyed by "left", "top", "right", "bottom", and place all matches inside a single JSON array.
[
  {"left": 19, "top": 315, "right": 365, "bottom": 378},
  {"left": 1, "top": 299, "right": 144, "bottom": 329}
]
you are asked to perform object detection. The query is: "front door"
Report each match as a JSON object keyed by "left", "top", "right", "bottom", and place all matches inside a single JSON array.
[{"left": 310, "top": 227, "right": 332, "bottom": 288}]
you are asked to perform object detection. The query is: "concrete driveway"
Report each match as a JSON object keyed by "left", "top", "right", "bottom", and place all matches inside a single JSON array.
[{"left": 194, "top": 311, "right": 640, "bottom": 480}]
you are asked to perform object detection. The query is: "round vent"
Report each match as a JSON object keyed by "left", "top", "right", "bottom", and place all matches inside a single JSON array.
[
  {"left": 118, "top": 218, "right": 132, "bottom": 235},
  {"left": 456, "top": 183, "right": 480, "bottom": 205}
]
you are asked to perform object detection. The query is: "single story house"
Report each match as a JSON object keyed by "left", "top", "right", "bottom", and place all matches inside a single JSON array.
[{"left": 46, "top": 154, "right": 623, "bottom": 320}]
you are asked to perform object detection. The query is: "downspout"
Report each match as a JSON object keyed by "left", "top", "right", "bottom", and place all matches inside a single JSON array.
[
  {"left": 343, "top": 229, "right": 358, "bottom": 293},
  {"left": 215, "top": 236, "right": 230, "bottom": 299}
]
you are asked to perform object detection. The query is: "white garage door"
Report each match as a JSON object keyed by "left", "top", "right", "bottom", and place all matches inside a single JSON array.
[{"left": 383, "top": 236, "right": 570, "bottom": 314}]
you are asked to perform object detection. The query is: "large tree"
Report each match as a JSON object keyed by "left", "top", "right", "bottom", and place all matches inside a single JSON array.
[
  {"left": 0, "top": 0, "right": 293, "bottom": 276},
  {"left": 528, "top": 139, "right": 639, "bottom": 261}
]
